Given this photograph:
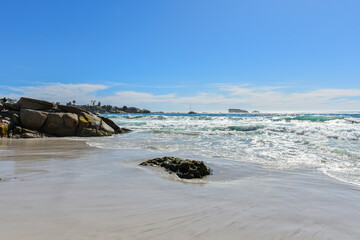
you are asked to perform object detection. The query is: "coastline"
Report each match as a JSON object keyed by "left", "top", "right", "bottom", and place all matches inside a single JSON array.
[{"left": 1, "top": 138, "right": 360, "bottom": 239}]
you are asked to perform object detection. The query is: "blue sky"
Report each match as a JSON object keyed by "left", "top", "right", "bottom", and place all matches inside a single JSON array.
[{"left": 1, "top": 0, "right": 359, "bottom": 112}]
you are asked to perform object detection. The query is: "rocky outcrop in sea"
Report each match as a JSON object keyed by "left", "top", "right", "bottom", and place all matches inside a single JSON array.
[{"left": 0, "top": 97, "right": 130, "bottom": 138}]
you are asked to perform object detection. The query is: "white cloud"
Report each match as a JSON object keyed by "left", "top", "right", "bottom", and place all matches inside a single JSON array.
[
  {"left": 1, "top": 82, "right": 359, "bottom": 112},
  {"left": 103, "top": 91, "right": 176, "bottom": 104},
  {"left": 1, "top": 83, "right": 108, "bottom": 104},
  {"left": 214, "top": 85, "right": 360, "bottom": 112}
]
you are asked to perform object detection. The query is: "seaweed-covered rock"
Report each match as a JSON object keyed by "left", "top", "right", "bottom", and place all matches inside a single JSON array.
[
  {"left": 0, "top": 123, "right": 9, "bottom": 137},
  {"left": 76, "top": 111, "right": 111, "bottom": 136},
  {"left": 140, "top": 156, "right": 211, "bottom": 179}
]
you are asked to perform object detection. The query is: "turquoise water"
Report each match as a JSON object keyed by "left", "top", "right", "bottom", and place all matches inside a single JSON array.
[{"left": 86, "top": 113, "right": 360, "bottom": 186}]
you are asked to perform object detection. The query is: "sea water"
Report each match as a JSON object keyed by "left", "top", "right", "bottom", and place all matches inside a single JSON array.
[{"left": 85, "top": 113, "right": 360, "bottom": 186}]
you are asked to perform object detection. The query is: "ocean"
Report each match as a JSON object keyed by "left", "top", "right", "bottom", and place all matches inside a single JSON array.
[{"left": 84, "top": 113, "right": 360, "bottom": 186}]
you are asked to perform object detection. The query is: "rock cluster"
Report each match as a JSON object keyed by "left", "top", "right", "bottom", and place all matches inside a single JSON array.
[
  {"left": 0, "top": 97, "right": 130, "bottom": 138},
  {"left": 140, "top": 156, "right": 211, "bottom": 179}
]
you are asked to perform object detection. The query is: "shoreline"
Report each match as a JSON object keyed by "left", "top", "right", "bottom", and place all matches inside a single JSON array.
[{"left": 1, "top": 138, "right": 360, "bottom": 239}]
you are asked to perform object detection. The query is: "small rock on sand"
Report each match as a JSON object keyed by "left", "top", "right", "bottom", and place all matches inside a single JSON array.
[{"left": 140, "top": 156, "right": 211, "bottom": 179}]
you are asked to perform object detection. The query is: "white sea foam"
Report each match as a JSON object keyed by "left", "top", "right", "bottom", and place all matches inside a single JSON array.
[{"left": 86, "top": 113, "right": 360, "bottom": 186}]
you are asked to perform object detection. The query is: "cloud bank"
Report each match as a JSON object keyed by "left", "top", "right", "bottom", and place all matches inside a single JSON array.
[{"left": 1, "top": 83, "right": 359, "bottom": 112}]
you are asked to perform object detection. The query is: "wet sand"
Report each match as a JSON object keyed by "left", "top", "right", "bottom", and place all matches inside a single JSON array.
[{"left": 0, "top": 138, "right": 360, "bottom": 240}]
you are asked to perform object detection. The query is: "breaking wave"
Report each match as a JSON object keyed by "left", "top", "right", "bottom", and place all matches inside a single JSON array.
[
  {"left": 86, "top": 113, "right": 360, "bottom": 186},
  {"left": 274, "top": 115, "right": 345, "bottom": 122}
]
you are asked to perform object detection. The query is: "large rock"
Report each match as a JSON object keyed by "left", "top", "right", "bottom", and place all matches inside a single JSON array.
[
  {"left": 100, "top": 120, "right": 115, "bottom": 135},
  {"left": 17, "top": 97, "right": 55, "bottom": 111},
  {"left": 63, "top": 113, "right": 78, "bottom": 129},
  {"left": 3, "top": 102, "right": 20, "bottom": 111},
  {"left": 76, "top": 112, "right": 98, "bottom": 136},
  {"left": 140, "top": 156, "right": 212, "bottom": 179},
  {"left": 9, "top": 111, "right": 21, "bottom": 125},
  {"left": 76, "top": 112, "right": 116, "bottom": 136},
  {"left": 42, "top": 112, "right": 78, "bottom": 136},
  {"left": 20, "top": 128, "right": 43, "bottom": 138},
  {"left": 83, "top": 112, "right": 101, "bottom": 128},
  {"left": 20, "top": 109, "right": 48, "bottom": 131},
  {"left": 57, "top": 104, "right": 87, "bottom": 114},
  {"left": 99, "top": 116, "right": 131, "bottom": 134}
]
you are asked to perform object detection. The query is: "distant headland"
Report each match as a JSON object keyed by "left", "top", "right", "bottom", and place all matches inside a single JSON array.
[{"left": 65, "top": 100, "right": 151, "bottom": 114}]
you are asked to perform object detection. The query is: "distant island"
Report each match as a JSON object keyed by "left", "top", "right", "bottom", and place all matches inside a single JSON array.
[
  {"left": 228, "top": 109, "right": 260, "bottom": 114},
  {"left": 228, "top": 108, "right": 249, "bottom": 113}
]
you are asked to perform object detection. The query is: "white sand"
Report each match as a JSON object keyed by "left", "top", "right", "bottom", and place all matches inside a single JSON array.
[{"left": 0, "top": 138, "right": 360, "bottom": 240}]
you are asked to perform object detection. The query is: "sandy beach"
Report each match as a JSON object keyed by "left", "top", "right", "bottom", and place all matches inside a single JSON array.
[{"left": 0, "top": 138, "right": 359, "bottom": 240}]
